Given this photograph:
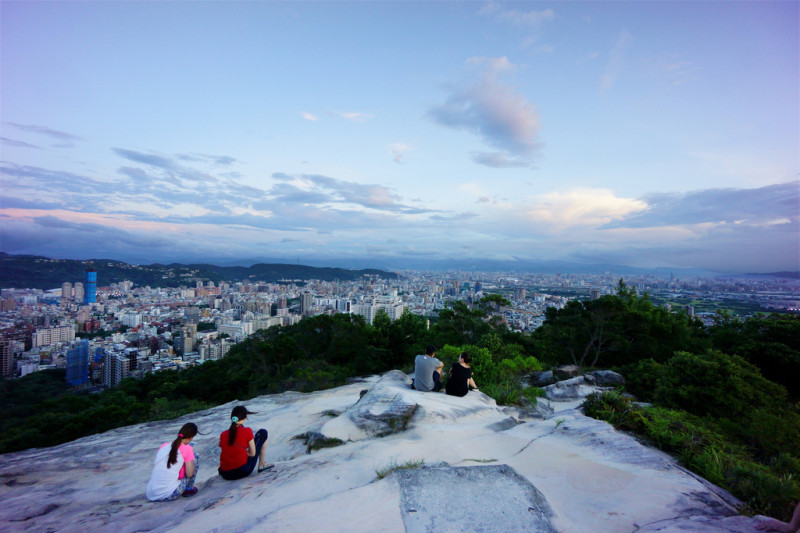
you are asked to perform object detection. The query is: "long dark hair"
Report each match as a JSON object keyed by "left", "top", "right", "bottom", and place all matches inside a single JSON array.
[
  {"left": 228, "top": 405, "right": 257, "bottom": 446},
  {"left": 167, "top": 422, "right": 198, "bottom": 468}
]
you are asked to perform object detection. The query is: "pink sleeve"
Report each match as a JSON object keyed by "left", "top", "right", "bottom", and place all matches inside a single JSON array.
[
  {"left": 177, "top": 444, "right": 195, "bottom": 479},
  {"left": 179, "top": 444, "right": 195, "bottom": 463}
]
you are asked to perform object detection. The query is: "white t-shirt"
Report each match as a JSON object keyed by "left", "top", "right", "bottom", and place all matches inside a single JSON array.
[{"left": 145, "top": 443, "right": 193, "bottom": 501}]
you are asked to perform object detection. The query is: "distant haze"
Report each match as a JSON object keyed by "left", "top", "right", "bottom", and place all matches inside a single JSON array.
[{"left": 1, "top": 2, "right": 797, "bottom": 274}]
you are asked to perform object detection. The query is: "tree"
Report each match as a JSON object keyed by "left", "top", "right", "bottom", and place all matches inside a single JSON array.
[{"left": 479, "top": 294, "right": 511, "bottom": 314}]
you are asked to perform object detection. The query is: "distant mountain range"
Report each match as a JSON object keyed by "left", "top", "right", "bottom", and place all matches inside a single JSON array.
[
  {"left": 217, "top": 255, "right": 727, "bottom": 278},
  {"left": 1, "top": 253, "right": 795, "bottom": 291},
  {"left": 0, "top": 253, "right": 400, "bottom": 290}
]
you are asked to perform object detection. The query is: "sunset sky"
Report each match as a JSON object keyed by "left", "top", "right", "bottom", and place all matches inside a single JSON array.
[{"left": 1, "top": 1, "right": 797, "bottom": 273}]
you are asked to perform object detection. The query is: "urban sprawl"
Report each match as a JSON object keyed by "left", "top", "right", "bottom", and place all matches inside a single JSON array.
[{"left": 1, "top": 268, "right": 797, "bottom": 391}]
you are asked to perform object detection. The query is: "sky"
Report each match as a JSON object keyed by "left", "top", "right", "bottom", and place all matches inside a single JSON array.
[{"left": 1, "top": 1, "right": 798, "bottom": 274}]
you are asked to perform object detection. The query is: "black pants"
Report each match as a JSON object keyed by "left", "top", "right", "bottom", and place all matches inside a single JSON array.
[{"left": 218, "top": 428, "right": 268, "bottom": 480}]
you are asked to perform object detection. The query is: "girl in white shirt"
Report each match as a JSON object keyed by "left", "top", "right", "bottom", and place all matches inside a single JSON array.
[{"left": 146, "top": 422, "right": 200, "bottom": 501}]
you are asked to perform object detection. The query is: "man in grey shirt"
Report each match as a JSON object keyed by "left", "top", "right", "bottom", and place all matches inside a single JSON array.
[{"left": 412, "top": 345, "right": 444, "bottom": 392}]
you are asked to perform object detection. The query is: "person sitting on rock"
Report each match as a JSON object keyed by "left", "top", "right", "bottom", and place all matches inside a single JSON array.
[
  {"left": 146, "top": 422, "right": 200, "bottom": 501},
  {"left": 218, "top": 405, "right": 272, "bottom": 480},
  {"left": 412, "top": 344, "right": 444, "bottom": 392},
  {"left": 445, "top": 351, "right": 478, "bottom": 397},
  {"left": 757, "top": 502, "right": 800, "bottom": 532}
]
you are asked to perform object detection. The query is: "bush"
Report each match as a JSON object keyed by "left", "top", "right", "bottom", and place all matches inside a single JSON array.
[{"left": 651, "top": 350, "right": 787, "bottom": 420}]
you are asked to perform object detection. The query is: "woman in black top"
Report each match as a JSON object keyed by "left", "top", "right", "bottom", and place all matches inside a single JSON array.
[{"left": 445, "top": 352, "right": 478, "bottom": 397}]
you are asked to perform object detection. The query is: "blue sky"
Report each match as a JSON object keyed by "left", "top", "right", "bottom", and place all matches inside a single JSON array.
[{"left": 1, "top": 1, "right": 797, "bottom": 273}]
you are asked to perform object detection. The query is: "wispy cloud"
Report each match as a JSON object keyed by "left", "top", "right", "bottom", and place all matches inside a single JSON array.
[
  {"left": 479, "top": 3, "right": 555, "bottom": 27},
  {"left": 269, "top": 173, "right": 432, "bottom": 214},
  {"left": 388, "top": 142, "right": 411, "bottom": 164},
  {"left": 1, "top": 137, "right": 40, "bottom": 149},
  {"left": 112, "top": 148, "right": 178, "bottom": 170},
  {"left": 430, "top": 211, "right": 479, "bottom": 222},
  {"left": 429, "top": 57, "right": 542, "bottom": 167},
  {"left": 5, "top": 123, "right": 82, "bottom": 142},
  {"left": 601, "top": 30, "right": 633, "bottom": 92},
  {"left": 301, "top": 112, "right": 319, "bottom": 121},
  {"left": 335, "top": 111, "right": 373, "bottom": 122},
  {"left": 470, "top": 151, "right": 531, "bottom": 168}
]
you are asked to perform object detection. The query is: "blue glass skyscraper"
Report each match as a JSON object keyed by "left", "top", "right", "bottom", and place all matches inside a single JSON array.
[
  {"left": 66, "top": 340, "right": 90, "bottom": 386},
  {"left": 84, "top": 269, "right": 97, "bottom": 304}
]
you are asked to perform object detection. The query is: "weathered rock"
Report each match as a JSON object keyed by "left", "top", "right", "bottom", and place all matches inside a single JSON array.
[
  {"left": 544, "top": 376, "right": 598, "bottom": 400},
  {"left": 587, "top": 369, "right": 626, "bottom": 386},
  {"left": 321, "top": 370, "right": 419, "bottom": 440},
  {"left": 529, "top": 370, "right": 556, "bottom": 387},
  {"left": 554, "top": 364, "right": 581, "bottom": 380},
  {"left": 396, "top": 464, "right": 557, "bottom": 533},
  {"left": 516, "top": 396, "right": 555, "bottom": 419}
]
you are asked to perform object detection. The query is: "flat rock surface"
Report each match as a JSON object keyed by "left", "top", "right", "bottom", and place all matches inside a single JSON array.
[
  {"left": 398, "top": 464, "right": 557, "bottom": 533},
  {"left": 0, "top": 371, "right": 766, "bottom": 532}
]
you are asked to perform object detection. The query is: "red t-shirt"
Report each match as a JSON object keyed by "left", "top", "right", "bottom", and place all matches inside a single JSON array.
[{"left": 219, "top": 426, "right": 254, "bottom": 471}]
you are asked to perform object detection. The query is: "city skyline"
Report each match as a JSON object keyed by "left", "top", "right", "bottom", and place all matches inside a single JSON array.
[{"left": 1, "top": 1, "right": 798, "bottom": 274}]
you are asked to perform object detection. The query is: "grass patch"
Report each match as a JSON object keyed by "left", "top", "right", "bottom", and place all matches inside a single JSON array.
[
  {"left": 375, "top": 458, "right": 425, "bottom": 480},
  {"left": 292, "top": 432, "right": 345, "bottom": 453},
  {"left": 464, "top": 458, "right": 497, "bottom": 463}
]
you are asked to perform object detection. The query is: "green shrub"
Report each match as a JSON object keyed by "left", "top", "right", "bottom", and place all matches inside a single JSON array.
[
  {"left": 481, "top": 381, "right": 522, "bottom": 406},
  {"left": 653, "top": 350, "right": 787, "bottom": 419}
]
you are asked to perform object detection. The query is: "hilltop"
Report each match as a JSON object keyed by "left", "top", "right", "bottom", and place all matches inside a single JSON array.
[
  {"left": 0, "top": 371, "right": 768, "bottom": 533},
  {"left": 0, "top": 253, "right": 399, "bottom": 290}
]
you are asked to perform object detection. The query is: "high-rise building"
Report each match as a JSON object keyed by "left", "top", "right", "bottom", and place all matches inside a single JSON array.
[
  {"left": 73, "top": 282, "right": 84, "bottom": 304},
  {"left": 61, "top": 282, "right": 73, "bottom": 300},
  {"left": 301, "top": 292, "right": 314, "bottom": 316},
  {"left": 103, "top": 352, "right": 131, "bottom": 388},
  {"left": 0, "top": 339, "right": 13, "bottom": 378},
  {"left": 84, "top": 268, "right": 97, "bottom": 304},
  {"left": 65, "top": 340, "right": 90, "bottom": 387}
]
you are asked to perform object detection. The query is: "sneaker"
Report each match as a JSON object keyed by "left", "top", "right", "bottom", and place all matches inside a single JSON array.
[{"left": 182, "top": 487, "right": 198, "bottom": 497}]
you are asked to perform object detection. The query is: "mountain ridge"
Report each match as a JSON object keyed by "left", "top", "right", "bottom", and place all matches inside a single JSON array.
[{"left": 0, "top": 253, "right": 399, "bottom": 290}]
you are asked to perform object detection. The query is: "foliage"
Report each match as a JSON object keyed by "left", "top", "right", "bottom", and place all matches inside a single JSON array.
[
  {"left": 436, "top": 343, "right": 542, "bottom": 406},
  {"left": 535, "top": 280, "right": 708, "bottom": 368},
  {"left": 583, "top": 391, "right": 800, "bottom": 519},
  {"left": 708, "top": 314, "right": 800, "bottom": 398},
  {"left": 649, "top": 350, "right": 787, "bottom": 420}
]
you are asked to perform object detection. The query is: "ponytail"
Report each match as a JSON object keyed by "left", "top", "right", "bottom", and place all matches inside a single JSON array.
[
  {"left": 228, "top": 405, "right": 256, "bottom": 446},
  {"left": 228, "top": 420, "right": 238, "bottom": 446},
  {"left": 167, "top": 436, "right": 182, "bottom": 468},
  {"left": 167, "top": 422, "right": 198, "bottom": 469}
]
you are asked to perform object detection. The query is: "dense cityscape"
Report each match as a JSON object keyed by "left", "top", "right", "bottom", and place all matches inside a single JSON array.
[{"left": 1, "top": 264, "right": 797, "bottom": 391}]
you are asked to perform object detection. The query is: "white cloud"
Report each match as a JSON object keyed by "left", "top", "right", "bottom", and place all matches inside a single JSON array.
[
  {"left": 301, "top": 112, "right": 319, "bottom": 121},
  {"left": 429, "top": 57, "right": 542, "bottom": 166},
  {"left": 525, "top": 188, "right": 648, "bottom": 228}
]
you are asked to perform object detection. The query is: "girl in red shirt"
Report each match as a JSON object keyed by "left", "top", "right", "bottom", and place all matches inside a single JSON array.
[{"left": 218, "top": 405, "right": 272, "bottom": 480}]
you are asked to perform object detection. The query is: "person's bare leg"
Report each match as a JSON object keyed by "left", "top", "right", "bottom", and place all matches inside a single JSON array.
[
  {"left": 756, "top": 502, "right": 800, "bottom": 532},
  {"left": 258, "top": 438, "right": 272, "bottom": 469}
]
